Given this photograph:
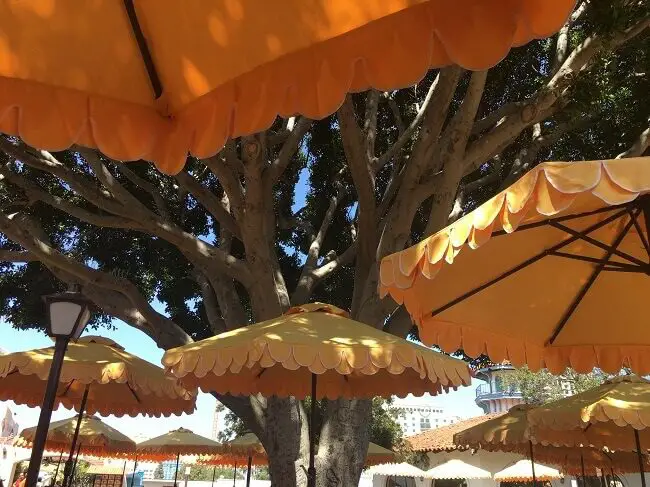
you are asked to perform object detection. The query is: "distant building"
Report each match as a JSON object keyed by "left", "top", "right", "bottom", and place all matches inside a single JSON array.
[
  {"left": 162, "top": 460, "right": 177, "bottom": 480},
  {"left": 0, "top": 408, "right": 18, "bottom": 438},
  {"left": 474, "top": 364, "right": 524, "bottom": 414},
  {"left": 390, "top": 399, "right": 461, "bottom": 436},
  {"left": 474, "top": 363, "right": 577, "bottom": 414}
]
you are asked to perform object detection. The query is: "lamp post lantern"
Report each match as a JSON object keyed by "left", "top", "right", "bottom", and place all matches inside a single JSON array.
[{"left": 25, "top": 289, "right": 92, "bottom": 487}]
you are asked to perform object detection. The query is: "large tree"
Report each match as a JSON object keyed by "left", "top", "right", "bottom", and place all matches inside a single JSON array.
[{"left": 1, "top": 3, "right": 649, "bottom": 486}]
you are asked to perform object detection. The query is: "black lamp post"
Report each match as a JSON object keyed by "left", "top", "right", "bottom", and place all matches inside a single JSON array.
[{"left": 25, "top": 289, "right": 92, "bottom": 487}]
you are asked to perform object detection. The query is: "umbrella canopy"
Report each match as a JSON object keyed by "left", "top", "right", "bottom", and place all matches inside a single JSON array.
[
  {"left": 494, "top": 459, "right": 562, "bottom": 482},
  {"left": 0, "top": 1, "right": 575, "bottom": 174},
  {"left": 453, "top": 404, "right": 534, "bottom": 451},
  {"left": 452, "top": 403, "right": 646, "bottom": 474},
  {"left": 14, "top": 414, "right": 135, "bottom": 458},
  {"left": 426, "top": 459, "right": 491, "bottom": 479},
  {"left": 136, "top": 428, "right": 222, "bottom": 461},
  {"left": 366, "top": 462, "right": 430, "bottom": 478},
  {"left": 527, "top": 375, "right": 650, "bottom": 452},
  {"left": 162, "top": 303, "right": 470, "bottom": 399},
  {"left": 380, "top": 156, "right": 650, "bottom": 374},
  {"left": 0, "top": 336, "right": 196, "bottom": 417},
  {"left": 366, "top": 442, "right": 397, "bottom": 466},
  {"left": 533, "top": 447, "right": 650, "bottom": 476}
]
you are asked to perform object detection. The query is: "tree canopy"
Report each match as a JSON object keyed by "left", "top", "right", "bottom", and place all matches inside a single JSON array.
[{"left": 1, "top": 2, "right": 649, "bottom": 486}]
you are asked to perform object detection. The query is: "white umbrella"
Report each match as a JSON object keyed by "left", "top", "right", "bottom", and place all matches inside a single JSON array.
[
  {"left": 367, "top": 463, "right": 430, "bottom": 478},
  {"left": 494, "top": 459, "right": 562, "bottom": 482},
  {"left": 427, "top": 459, "right": 491, "bottom": 480}
]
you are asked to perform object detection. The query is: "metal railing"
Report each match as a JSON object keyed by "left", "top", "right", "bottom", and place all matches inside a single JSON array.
[{"left": 475, "top": 383, "right": 522, "bottom": 398}]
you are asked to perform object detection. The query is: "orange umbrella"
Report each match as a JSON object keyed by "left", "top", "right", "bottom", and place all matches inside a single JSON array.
[
  {"left": 136, "top": 428, "right": 222, "bottom": 487},
  {"left": 0, "top": 1, "right": 575, "bottom": 174},
  {"left": 14, "top": 414, "right": 136, "bottom": 459},
  {"left": 380, "top": 157, "right": 650, "bottom": 374},
  {"left": 163, "top": 302, "right": 470, "bottom": 487}
]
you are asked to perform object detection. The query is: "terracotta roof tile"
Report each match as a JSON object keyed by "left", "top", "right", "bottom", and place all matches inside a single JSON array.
[{"left": 407, "top": 414, "right": 502, "bottom": 452}]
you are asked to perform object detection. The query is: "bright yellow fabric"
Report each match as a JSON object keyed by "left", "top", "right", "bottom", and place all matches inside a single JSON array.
[
  {"left": 0, "top": 336, "right": 196, "bottom": 417},
  {"left": 493, "top": 459, "right": 562, "bottom": 482},
  {"left": 533, "top": 447, "right": 648, "bottom": 476},
  {"left": 380, "top": 157, "right": 650, "bottom": 374},
  {"left": 136, "top": 427, "right": 222, "bottom": 460},
  {"left": 14, "top": 414, "right": 136, "bottom": 458},
  {"left": 455, "top": 394, "right": 650, "bottom": 466},
  {"left": 162, "top": 303, "right": 470, "bottom": 399},
  {"left": 0, "top": 0, "right": 575, "bottom": 174},
  {"left": 527, "top": 375, "right": 650, "bottom": 452}
]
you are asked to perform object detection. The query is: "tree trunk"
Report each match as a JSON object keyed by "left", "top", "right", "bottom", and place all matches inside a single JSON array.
[
  {"left": 260, "top": 397, "right": 311, "bottom": 487},
  {"left": 316, "top": 399, "right": 373, "bottom": 487}
]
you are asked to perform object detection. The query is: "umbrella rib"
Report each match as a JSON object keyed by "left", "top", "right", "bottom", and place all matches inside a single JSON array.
[
  {"left": 126, "top": 383, "right": 141, "bottom": 404},
  {"left": 491, "top": 205, "right": 630, "bottom": 237},
  {"left": 548, "top": 220, "right": 646, "bottom": 266},
  {"left": 629, "top": 206, "right": 650, "bottom": 260},
  {"left": 548, "top": 211, "right": 637, "bottom": 345},
  {"left": 122, "top": 0, "right": 163, "bottom": 100},
  {"left": 431, "top": 208, "right": 629, "bottom": 317},
  {"left": 59, "top": 379, "right": 76, "bottom": 398},
  {"left": 548, "top": 251, "right": 643, "bottom": 270}
]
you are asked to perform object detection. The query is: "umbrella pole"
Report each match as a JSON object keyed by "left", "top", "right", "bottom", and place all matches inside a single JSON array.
[
  {"left": 63, "top": 386, "right": 90, "bottom": 487},
  {"left": 68, "top": 444, "right": 81, "bottom": 487},
  {"left": 635, "top": 428, "right": 647, "bottom": 487},
  {"left": 307, "top": 374, "right": 317, "bottom": 487},
  {"left": 246, "top": 455, "right": 252, "bottom": 487},
  {"left": 51, "top": 452, "right": 64, "bottom": 487},
  {"left": 528, "top": 441, "right": 537, "bottom": 487},
  {"left": 26, "top": 337, "right": 69, "bottom": 487},
  {"left": 173, "top": 454, "right": 180, "bottom": 487},
  {"left": 121, "top": 461, "right": 127, "bottom": 487},
  {"left": 129, "top": 455, "right": 138, "bottom": 487},
  {"left": 581, "top": 453, "right": 586, "bottom": 486},
  {"left": 232, "top": 462, "right": 236, "bottom": 487},
  {"left": 210, "top": 466, "right": 216, "bottom": 487}
]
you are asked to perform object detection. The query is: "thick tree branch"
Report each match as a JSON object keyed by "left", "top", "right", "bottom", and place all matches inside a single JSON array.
[
  {"left": 338, "top": 95, "right": 377, "bottom": 314},
  {"left": 364, "top": 90, "right": 380, "bottom": 163},
  {"left": 0, "top": 139, "right": 127, "bottom": 216},
  {"left": 0, "top": 249, "right": 37, "bottom": 262},
  {"left": 291, "top": 172, "right": 348, "bottom": 304},
  {"left": 617, "top": 120, "right": 650, "bottom": 158},
  {"left": 115, "top": 164, "right": 171, "bottom": 220},
  {"left": 0, "top": 211, "right": 191, "bottom": 348},
  {"left": 264, "top": 116, "right": 312, "bottom": 185},
  {"left": 464, "top": 16, "right": 650, "bottom": 175},
  {"left": 79, "top": 148, "right": 153, "bottom": 216},
  {"left": 0, "top": 165, "right": 138, "bottom": 229},
  {"left": 376, "top": 70, "right": 459, "bottom": 170},
  {"left": 174, "top": 170, "right": 241, "bottom": 239}
]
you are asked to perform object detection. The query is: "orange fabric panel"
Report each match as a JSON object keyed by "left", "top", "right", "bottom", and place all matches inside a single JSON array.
[
  {"left": 162, "top": 303, "right": 471, "bottom": 399},
  {"left": 380, "top": 157, "right": 650, "bottom": 374},
  {"left": 0, "top": 336, "right": 196, "bottom": 417},
  {"left": 0, "top": 0, "right": 575, "bottom": 173}
]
